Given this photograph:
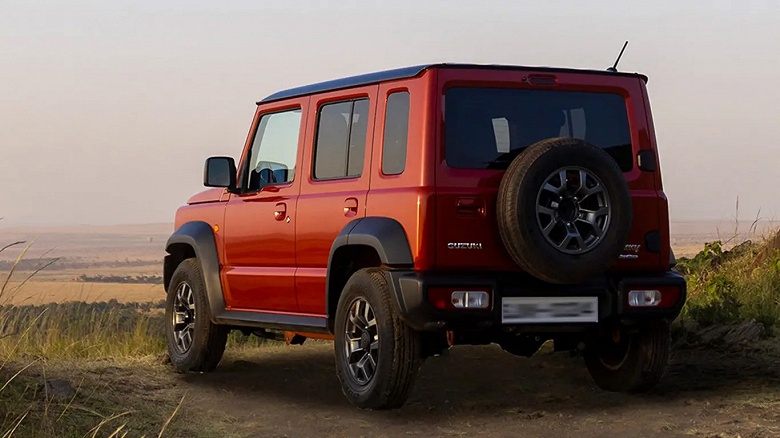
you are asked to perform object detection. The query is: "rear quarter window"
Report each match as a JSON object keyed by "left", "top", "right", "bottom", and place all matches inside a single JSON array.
[
  {"left": 381, "top": 91, "right": 410, "bottom": 175},
  {"left": 444, "top": 88, "right": 633, "bottom": 171}
]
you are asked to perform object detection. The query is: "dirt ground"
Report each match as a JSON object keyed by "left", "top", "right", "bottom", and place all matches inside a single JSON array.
[
  {"left": 43, "top": 341, "right": 776, "bottom": 438},
  {"left": 3, "top": 222, "right": 780, "bottom": 436}
]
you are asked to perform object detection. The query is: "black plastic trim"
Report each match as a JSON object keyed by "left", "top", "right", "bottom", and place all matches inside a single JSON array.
[
  {"left": 215, "top": 310, "right": 329, "bottom": 333},
  {"left": 203, "top": 156, "right": 237, "bottom": 189},
  {"left": 637, "top": 150, "right": 657, "bottom": 172},
  {"left": 326, "top": 217, "right": 414, "bottom": 273},
  {"left": 164, "top": 221, "right": 226, "bottom": 322},
  {"left": 386, "top": 270, "right": 686, "bottom": 331},
  {"left": 325, "top": 217, "right": 414, "bottom": 329},
  {"left": 348, "top": 218, "right": 413, "bottom": 265},
  {"left": 616, "top": 272, "right": 687, "bottom": 318},
  {"left": 645, "top": 231, "right": 662, "bottom": 253}
]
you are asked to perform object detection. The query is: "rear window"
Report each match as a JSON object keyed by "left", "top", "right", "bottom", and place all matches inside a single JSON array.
[
  {"left": 313, "top": 99, "right": 369, "bottom": 180},
  {"left": 444, "top": 88, "right": 633, "bottom": 171},
  {"left": 381, "top": 91, "right": 410, "bottom": 175}
]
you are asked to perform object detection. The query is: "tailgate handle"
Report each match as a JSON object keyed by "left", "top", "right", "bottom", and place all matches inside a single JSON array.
[{"left": 456, "top": 197, "right": 484, "bottom": 215}]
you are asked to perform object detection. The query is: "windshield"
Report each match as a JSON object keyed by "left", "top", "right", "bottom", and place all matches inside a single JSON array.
[{"left": 444, "top": 87, "right": 633, "bottom": 171}]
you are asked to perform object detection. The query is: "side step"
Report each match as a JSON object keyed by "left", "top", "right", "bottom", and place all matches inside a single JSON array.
[{"left": 215, "top": 310, "right": 330, "bottom": 334}]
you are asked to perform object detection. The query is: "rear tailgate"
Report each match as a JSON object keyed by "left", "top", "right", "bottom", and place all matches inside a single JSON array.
[{"left": 433, "top": 68, "right": 667, "bottom": 273}]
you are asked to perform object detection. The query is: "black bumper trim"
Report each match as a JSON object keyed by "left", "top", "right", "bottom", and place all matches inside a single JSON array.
[{"left": 387, "top": 270, "right": 687, "bottom": 332}]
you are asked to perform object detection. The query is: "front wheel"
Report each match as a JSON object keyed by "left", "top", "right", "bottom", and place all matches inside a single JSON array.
[
  {"left": 584, "top": 320, "right": 671, "bottom": 392},
  {"left": 165, "top": 258, "right": 229, "bottom": 373},
  {"left": 334, "top": 268, "right": 422, "bottom": 410}
]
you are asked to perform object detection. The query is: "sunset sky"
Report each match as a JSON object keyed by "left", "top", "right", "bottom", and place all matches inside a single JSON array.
[{"left": 1, "top": 0, "right": 778, "bottom": 227}]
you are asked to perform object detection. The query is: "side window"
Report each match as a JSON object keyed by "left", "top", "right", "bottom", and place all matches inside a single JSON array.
[
  {"left": 381, "top": 91, "right": 410, "bottom": 175},
  {"left": 313, "top": 99, "right": 369, "bottom": 180},
  {"left": 246, "top": 108, "right": 302, "bottom": 191}
]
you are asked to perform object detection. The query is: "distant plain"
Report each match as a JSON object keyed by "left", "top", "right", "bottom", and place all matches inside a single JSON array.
[{"left": 0, "top": 219, "right": 775, "bottom": 305}]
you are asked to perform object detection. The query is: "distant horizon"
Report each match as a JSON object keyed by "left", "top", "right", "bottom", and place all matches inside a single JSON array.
[{"left": 2, "top": 1, "right": 778, "bottom": 226}]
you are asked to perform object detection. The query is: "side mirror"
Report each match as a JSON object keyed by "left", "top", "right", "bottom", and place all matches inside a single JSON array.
[{"left": 203, "top": 156, "right": 237, "bottom": 190}]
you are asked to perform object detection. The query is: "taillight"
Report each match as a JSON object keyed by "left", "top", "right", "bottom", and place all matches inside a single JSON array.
[
  {"left": 626, "top": 286, "right": 680, "bottom": 309},
  {"left": 428, "top": 287, "right": 491, "bottom": 311}
]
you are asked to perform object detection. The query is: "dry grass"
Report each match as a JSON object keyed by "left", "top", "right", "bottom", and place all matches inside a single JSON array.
[
  {"left": 0, "top": 239, "right": 238, "bottom": 437},
  {"left": 0, "top": 358, "right": 244, "bottom": 438},
  {"left": 1, "top": 281, "right": 163, "bottom": 306},
  {"left": 0, "top": 239, "right": 272, "bottom": 436},
  {"left": 676, "top": 228, "right": 780, "bottom": 328}
]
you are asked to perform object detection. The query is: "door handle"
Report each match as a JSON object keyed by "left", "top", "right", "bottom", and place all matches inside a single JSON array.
[
  {"left": 344, "top": 198, "right": 358, "bottom": 217},
  {"left": 274, "top": 202, "right": 287, "bottom": 221}
]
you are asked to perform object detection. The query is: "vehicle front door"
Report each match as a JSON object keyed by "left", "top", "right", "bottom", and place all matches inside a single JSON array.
[{"left": 222, "top": 97, "right": 308, "bottom": 312}]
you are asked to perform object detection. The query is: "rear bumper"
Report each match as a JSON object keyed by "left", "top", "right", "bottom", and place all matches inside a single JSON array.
[{"left": 387, "top": 270, "right": 686, "bottom": 331}]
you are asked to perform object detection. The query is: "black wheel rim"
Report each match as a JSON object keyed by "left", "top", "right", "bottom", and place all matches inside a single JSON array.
[
  {"left": 343, "top": 297, "right": 379, "bottom": 385},
  {"left": 172, "top": 281, "right": 196, "bottom": 353},
  {"left": 535, "top": 166, "right": 612, "bottom": 254}
]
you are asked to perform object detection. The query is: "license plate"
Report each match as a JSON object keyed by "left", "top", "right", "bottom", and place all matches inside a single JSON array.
[{"left": 502, "top": 297, "right": 598, "bottom": 323}]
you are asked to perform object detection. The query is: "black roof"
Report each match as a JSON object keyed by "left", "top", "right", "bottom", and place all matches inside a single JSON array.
[{"left": 258, "top": 63, "right": 647, "bottom": 104}]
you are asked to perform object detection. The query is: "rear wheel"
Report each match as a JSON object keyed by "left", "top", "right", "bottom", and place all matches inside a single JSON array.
[
  {"left": 166, "top": 258, "right": 228, "bottom": 373},
  {"left": 584, "top": 320, "right": 671, "bottom": 392},
  {"left": 334, "top": 268, "right": 422, "bottom": 410}
]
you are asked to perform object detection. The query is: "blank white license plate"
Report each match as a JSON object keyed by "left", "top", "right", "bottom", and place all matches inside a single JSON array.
[{"left": 502, "top": 297, "right": 598, "bottom": 323}]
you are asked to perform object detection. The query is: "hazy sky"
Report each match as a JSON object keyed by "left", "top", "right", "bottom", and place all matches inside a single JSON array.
[{"left": 1, "top": 0, "right": 779, "bottom": 227}]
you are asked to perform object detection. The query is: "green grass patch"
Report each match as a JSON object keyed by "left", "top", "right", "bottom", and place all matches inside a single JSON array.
[
  {"left": 0, "top": 301, "right": 166, "bottom": 361},
  {"left": 0, "top": 300, "right": 274, "bottom": 362},
  {"left": 675, "top": 231, "right": 780, "bottom": 329}
]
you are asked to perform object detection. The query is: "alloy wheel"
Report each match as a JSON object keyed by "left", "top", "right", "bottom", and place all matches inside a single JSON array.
[
  {"left": 535, "top": 166, "right": 612, "bottom": 254},
  {"left": 343, "top": 298, "right": 380, "bottom": 385},
  {"left": 172, "top": 281, "right": 196, "bottom": 353}
]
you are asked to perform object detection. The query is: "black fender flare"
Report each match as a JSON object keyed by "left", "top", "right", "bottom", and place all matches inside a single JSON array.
[
  {"left": 325, "top": 217, "right": 414, "bottom": 326},
  {"left": 164, "top": 221, "right": 225, "bottom": 321}
]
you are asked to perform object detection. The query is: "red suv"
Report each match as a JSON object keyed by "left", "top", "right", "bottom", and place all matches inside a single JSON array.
[{"left": 164, "top": 63, "right": 686, "bottom": 409}]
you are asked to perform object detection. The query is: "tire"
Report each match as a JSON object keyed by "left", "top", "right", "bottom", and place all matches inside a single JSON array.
[
  {"left": 496, "top": 137, "right": 632, "bottom": 284},
  {"left": 334, "top": 268, "right": 422, "bottom": 410},
  {"left": 583, "top": 320, "right": 671, "bottom": 392},
  {"left": 165, "top": 258, "right": 229, "bottom": 373}
]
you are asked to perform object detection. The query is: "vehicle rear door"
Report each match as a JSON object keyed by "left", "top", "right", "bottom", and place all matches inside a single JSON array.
[{"left": 295, "top": 86, "right": 378, "bottom": 314}]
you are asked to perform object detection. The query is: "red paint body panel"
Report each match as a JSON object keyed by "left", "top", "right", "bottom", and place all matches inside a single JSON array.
[
  {"left": 431, "top": 68, "right": 668, "bottom": 272},
  {"left": 171, "top": 64, "right": 673, "bottom": 319},
  {"left": 187, "top": 188, "right": 226, "bottom": 205},
  {"left": 294, "top": 85, "right": 379, "bottom": 314},
  {"left": 365, "top": 74, "right": 438, "bottom": 270},
  {"left": 221, "top": 97, "right": 310, "bottom": 312}
]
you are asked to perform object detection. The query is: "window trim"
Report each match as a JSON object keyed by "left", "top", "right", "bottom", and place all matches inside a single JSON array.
[
  {"left": 241, "top": 106, "right": 303, "bottom": 193},
  {"left": 381, "top": 90, "right": 411, "bottom": 176},
  {"left": 311, "top": 97, "right": 370, "bottom": 182}
]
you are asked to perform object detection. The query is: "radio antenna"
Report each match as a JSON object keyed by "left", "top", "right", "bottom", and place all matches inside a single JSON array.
[{"left": 607, "top": 41, "right": 629, "bottom": 72}]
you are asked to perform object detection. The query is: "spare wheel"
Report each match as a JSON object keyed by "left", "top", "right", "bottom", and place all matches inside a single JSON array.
[{"left": 496, "top": 137, "right": 632, "bottom": 284}]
